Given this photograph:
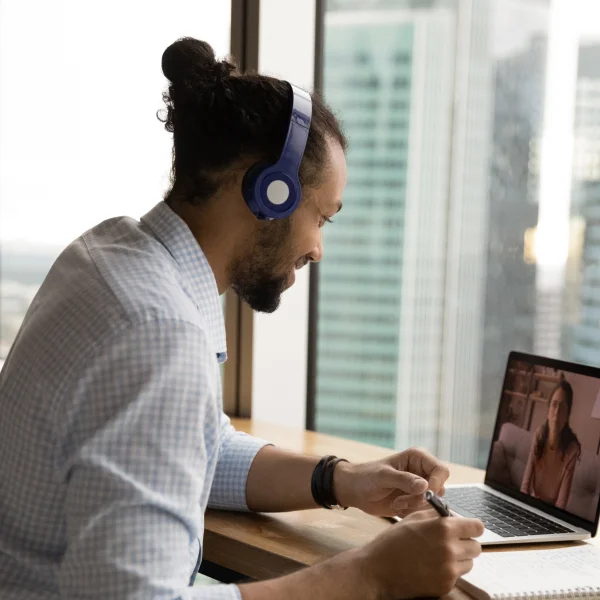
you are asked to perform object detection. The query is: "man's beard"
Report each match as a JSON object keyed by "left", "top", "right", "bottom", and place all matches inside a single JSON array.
[
  {"left": 232, "top": 271, "right": 288, "bottom": 313},
  {"left": 230, "top": 220, "right": 293, "bottom": 313}
]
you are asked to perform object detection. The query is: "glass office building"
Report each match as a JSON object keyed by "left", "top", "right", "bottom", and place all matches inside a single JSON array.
[
  {"left": 478, "top": 34, "right": 547, "bottom": 460},
  {"left": 316, "top": 0, "right": 493, "bottom": 466},
  {"left": 570, "top": 45, "right": 600, "bottom": 365},
  {"left": 315, "top": 16, "right": 416, "bottom": 448},
  {"left": 314, "top": 0, "right": 570, "bottom": 468}
]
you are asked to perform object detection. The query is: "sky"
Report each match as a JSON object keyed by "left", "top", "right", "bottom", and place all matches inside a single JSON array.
[
  {"left": 0, "top": 0, "right": 230, "bottom": 248},
  {"left": 577, "top": 0, "right": 600, "bottom": 42}
]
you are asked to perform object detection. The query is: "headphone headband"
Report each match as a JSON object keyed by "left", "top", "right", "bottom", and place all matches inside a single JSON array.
[{"left": 242, "top": 82, "right": 313, "bottom": 220}]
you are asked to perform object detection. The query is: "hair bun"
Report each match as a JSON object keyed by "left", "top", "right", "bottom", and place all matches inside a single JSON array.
[{"left": 162, "top": 37, "right": 219, "bottom": 88}]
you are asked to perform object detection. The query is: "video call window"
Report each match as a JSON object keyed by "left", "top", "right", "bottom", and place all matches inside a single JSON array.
[{"left": 488, "top": 358, "right": 600, "bottom": 522}]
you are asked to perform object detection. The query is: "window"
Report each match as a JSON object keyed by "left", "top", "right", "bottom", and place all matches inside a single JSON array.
[
  {"left": 0, "top": 1, "right": 231, "bottom": 362},
  {"left": 312, "top": 0, "right": 600, "bottom": 468}
]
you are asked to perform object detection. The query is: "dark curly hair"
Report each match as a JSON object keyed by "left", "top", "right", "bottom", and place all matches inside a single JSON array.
[
  {"left": 534, "top": 380, "right": 581, "bottom": 462},
  {"left": 157, "top": 37, "right": 347, "bottom": 207}
]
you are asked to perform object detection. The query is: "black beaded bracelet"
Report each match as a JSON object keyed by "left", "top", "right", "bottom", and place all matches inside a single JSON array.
[{"left": 311, "top": 455, "right": 349, "bottom": 509}]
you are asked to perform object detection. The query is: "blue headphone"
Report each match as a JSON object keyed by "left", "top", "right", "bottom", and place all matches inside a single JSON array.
[{"left": 242, "top": 83, "right": 312, "bottom": 220}]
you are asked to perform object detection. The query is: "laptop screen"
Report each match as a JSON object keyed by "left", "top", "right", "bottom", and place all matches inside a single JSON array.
[{"left": 486, "top": 353, "right": 600, "bottom": 524}]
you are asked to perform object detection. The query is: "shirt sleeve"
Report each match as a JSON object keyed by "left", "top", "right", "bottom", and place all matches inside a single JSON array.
[
  {"left": 55, "top": 319, "right": 241, "bottom": 600},
  {"left": 207, "top": 413, "right": 272, "bottom": 511}
]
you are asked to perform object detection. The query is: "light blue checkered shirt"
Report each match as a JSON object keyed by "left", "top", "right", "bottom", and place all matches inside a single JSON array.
[{"left": 0, "top": 201, "right": 270, "bottom": 599}]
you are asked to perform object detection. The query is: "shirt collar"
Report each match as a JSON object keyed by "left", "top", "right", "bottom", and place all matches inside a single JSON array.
[{"left": 140, "top": 201, "right": 227, "bottom": 362}]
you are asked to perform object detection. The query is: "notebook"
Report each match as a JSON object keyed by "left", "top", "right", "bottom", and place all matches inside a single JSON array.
[{"left": 457, "top": 544, "right": 600, "bottom": 600}]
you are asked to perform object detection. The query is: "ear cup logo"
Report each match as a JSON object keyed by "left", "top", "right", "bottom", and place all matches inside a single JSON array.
[{"left": 266, "top": 181, "right": 290, "bottom": 205}]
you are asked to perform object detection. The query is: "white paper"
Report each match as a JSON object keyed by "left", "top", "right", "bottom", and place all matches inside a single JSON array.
[{"left": 459, "top": 545, "right": 600, "bottom": 598}]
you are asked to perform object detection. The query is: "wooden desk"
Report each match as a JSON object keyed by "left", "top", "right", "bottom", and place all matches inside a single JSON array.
[{"left": 203, "top": 419, "right": 598, "bottom": 598}]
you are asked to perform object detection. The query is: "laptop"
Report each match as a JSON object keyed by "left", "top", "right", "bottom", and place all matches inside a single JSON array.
[{"left": 444, "top": 351, "right": 600, "bottom": 545}]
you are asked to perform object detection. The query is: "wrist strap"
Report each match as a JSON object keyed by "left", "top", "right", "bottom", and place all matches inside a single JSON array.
[
  {"left": 323, "top": 457, "right": 348, "bottom": 508},
  {"left": 311, "top": 455, "right": 349, "bottom": 509}
]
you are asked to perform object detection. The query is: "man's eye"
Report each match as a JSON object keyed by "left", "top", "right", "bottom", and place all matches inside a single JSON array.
[{"left": 320, "top": 217, "right": 334, "bottom": 227}]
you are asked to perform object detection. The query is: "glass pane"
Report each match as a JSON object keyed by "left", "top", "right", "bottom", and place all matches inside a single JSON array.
[
  {"left": 0, "top": 1, "right": 231, "bottom": 363},
  {"left": 317, "top": 0, "right": 436, "bottom": 450},
  {"left": 315, "top": 0, "right": 600, "bottom": 467}
]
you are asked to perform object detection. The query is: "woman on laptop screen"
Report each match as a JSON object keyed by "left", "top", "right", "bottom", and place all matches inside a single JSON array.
[{"left": 521, "top": 380, "right": 581, "bottom": 509}]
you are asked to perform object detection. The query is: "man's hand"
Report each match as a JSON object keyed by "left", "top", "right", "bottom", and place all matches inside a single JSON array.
[
  {"left": 333, "top": 448, "right": 450, "bottom": 517},
  {"left": 240, "top": 509, "right": 484, "bottom": 600},
  {"left": 360, "top": 510, "right": 484, "bottom": 599}
]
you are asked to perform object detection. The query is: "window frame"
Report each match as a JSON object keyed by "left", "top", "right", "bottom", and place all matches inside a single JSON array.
[
  {"left": 222, "top": 0, "right": 260, "bottom": 418},
  {"left": 305, "top": 0, "right": 326, "bottom": 431}
]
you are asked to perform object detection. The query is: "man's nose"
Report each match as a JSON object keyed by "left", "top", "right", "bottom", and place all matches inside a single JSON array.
[{"left": 307, "top": 234, "right": 323, "bottom": 263}]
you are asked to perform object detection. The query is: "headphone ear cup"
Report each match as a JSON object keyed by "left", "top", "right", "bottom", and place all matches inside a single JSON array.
[{"left": 242, "top": 162, "right": 270, "bottom": 219}]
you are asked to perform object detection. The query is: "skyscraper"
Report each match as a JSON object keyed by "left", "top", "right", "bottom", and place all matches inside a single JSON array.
[
  {"left": 478, "top": 34, "right": 548, "bottom": 464},
  {"left": 315, "top": 0, "right": 492, "bottom": 465},
  {"left": 316, "top": 9, "right": 420, "bottom": 448},
  {"left": 570, "top": 45, "right": 600, "bottom": 366},
  {"left": 572, "top": 45, "right": 600, "bottom": 184}
]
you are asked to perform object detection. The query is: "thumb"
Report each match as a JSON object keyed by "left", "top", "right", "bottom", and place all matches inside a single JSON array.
[{"left": 377, "top": 466, "right": 428, "bottom": 494}]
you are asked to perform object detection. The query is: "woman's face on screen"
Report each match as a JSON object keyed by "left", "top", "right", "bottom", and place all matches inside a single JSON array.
[{"left": 548, "top": 387, "right": 569, "bottom": 432}]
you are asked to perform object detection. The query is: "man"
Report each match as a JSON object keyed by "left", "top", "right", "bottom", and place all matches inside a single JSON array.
[{"left": 0, "top": 37, "right": 483, "bottom": 600}]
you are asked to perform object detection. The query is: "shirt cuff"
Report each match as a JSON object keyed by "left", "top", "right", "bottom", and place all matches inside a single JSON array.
[{"left": 208, "top": 432, "right": 272, "bottom": 511}]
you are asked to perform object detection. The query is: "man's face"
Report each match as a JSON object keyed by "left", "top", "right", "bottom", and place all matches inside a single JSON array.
[{"left": 231, "top": 138, "right": 347, "bottom": 313}]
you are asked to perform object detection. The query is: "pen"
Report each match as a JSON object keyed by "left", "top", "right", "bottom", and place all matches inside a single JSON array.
[{"left": 424, "top": 490, "right": 451, "bottom": 517}]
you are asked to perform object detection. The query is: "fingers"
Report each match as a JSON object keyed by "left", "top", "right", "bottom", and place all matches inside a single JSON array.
[
  {"left": 427, "top": 464, "right": 451, "bottom": 494},
  {"left": 403, "top": 510, "right": 483, "bottom": 539},
  {"left": 395, "top": 484, "right": 445, "bottom": 514},
  {"left": 454, "top": 539, "right": 482, "bottom": 561},
  {"left": 379, "top": 466, "right": 428, "bottom": 495},
  {"left": 450, "top": 517, "right": 485, "bottom": 540},
  {"left": 402, "top": 508, "right": 438, "bottom": 522},
  {"left": 394, "top": 448, "right": 450, "bottom": 493},
  {"left": 456, "top": 559, "right": 475, "bottom": 577},
  {"left": 392, "top": 492, "right": 427, "bottom": 512}
]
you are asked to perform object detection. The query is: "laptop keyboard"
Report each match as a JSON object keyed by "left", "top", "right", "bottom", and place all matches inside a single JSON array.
[{"left": 444, "top": 487, "right": 574, "bottom": 538}]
